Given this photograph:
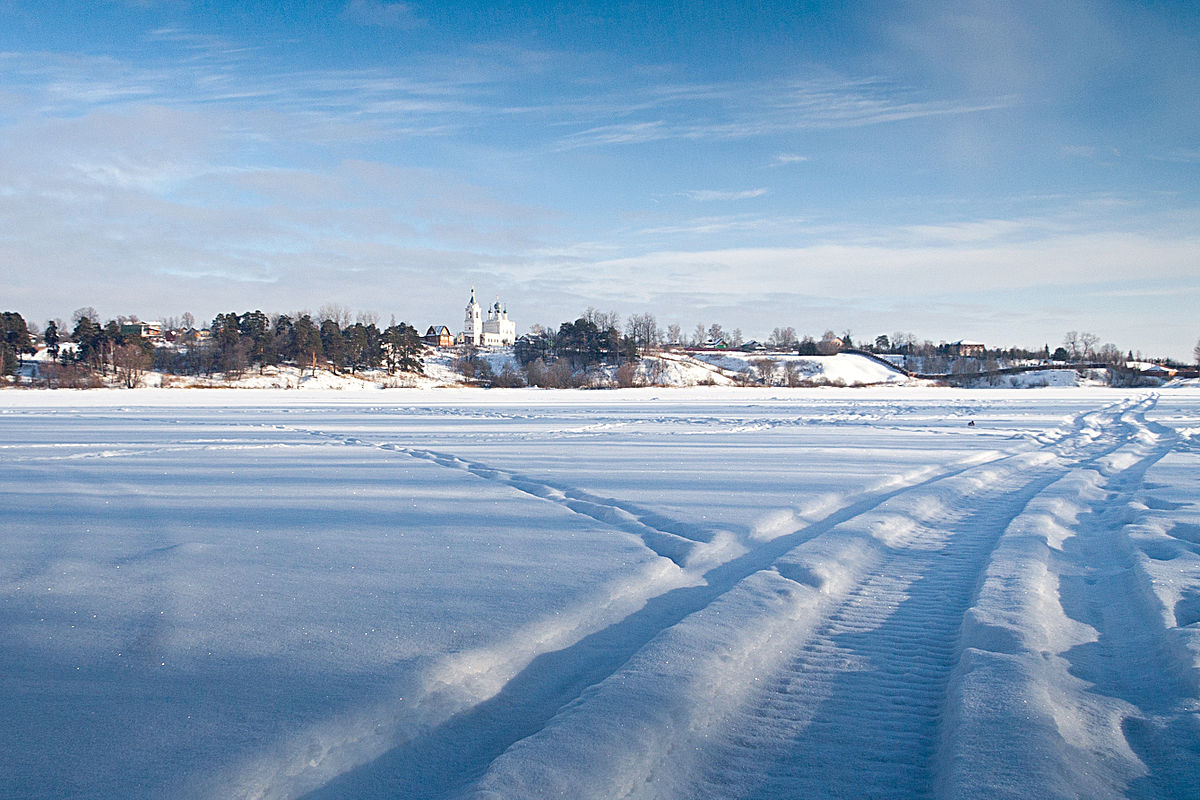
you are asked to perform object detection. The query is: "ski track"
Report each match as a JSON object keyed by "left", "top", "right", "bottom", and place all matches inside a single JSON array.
[{"left": 233, "top": 398, "right": 1168, "bottom": 800}]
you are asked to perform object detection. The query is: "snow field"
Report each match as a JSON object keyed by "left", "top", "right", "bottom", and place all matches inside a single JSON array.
[{"left": 1, "top": 388, "right": 1198, "bottom": 799}]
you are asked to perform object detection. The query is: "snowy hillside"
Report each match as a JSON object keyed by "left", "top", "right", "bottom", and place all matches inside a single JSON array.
[
  {"left": 685, "top": 349, "right": 910, "bottom": 385},
  {"left": 1, "top": 389, "right": 1198, "bottom": 798},
  {"left": 18, "top": 347, "right": 916, "bottom": 390}
]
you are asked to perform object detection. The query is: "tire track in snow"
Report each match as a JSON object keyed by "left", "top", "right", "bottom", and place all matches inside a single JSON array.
[
  {"left": 707, "top": 484, "right": 1068, "bottom": 799},
  {"left": 670, "top": 398, "right": 1152, "bottom": 800},
  {"left": 934, "top": 398, "right": 1193, "bottom": 799},
  {"left": 276, "top": 402, "right": 1136, "bottom": 800},
  {"left": 1065, "top": 437, "right": 1200, "bottom": 800}
]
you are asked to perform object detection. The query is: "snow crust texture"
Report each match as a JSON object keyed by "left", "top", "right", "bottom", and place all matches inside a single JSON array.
[{"left": 1, "top": 388, "right": 1198, "bottom": 799}]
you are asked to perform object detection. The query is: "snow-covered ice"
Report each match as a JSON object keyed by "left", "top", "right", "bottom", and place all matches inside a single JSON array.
[{"left": 1, "top": 387, "right": 1198, "bottom": 799}]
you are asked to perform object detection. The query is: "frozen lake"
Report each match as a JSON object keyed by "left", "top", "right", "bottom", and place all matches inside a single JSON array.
[{"left": 2, "top": 387, "right": 1198, "bottom": 799}]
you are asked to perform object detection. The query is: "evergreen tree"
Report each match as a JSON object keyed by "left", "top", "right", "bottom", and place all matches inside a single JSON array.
[
  {"left": 238, "top": 310, "right": 271, "bottom": 371},
  {"left": 71, "top": 315, "right": 102, "bottom": 368},
  {"left": 44, "top": 320, "right": 60, "bottom": 359},
  {"left": 384, "top": 323, "right": 424, "bottom": 374},
  {"left": 319, "top": 319, "right": 346, "bottom": 372},
  {"left": 210, "top": 312, "right": 244, "bottom": 374},
  {"left": 0, "top": 312, "right": 35, "bottom": 376},
  {"left": 271, "top": 314, "right": 294, "bottom": 364},
  {"left": 292, "top": 315, "right": 322, "bottom": 375}
]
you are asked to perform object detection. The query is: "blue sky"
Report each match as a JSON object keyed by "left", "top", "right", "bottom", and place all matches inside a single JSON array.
[{"left": 2, "top": 0, "right": 1198, "bottom": 358}]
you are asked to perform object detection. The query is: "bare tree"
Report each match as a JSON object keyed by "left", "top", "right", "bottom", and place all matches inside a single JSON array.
[
  {"left": 318, "top": 303, "right": 353, "bottom": 328},
  {"left": 113, "top": 344, "right": 152, "bottom": 388},
  {"left": 1062, "top": 331, "right": 1081, "bottom": 361},
  {"left": 73, "top": 307, "right": 99, "bottom": 325},
  {"left": 769, "top": 327, "right": 798, "bottom": 349},
  {"left": 891, "top": 331, "right": 916, "bottom": 353},
  {"left": 583, "top": 307, "right": 620, "bottom": 332},
  {"left": 751, "top": 357, "right": 777, "bottom": 385},
  {"left": 1098, "top": 343, "right": 1123, "bottom": 364},
  {"left": 1194, "top": 336, "right": 1200, "bottom": 366},
  {"left": 783, "top": 361, "right": 804, "bottom": 386},
  {"left": 692, "top": 323, "right": 706, "bottom": 346},
  {"left": 666, "top": 323, "right": 682, "bottom": 347},
  {"left": 1079, "top": 332, "right": 1100, "bottom": 360},
  {"left": 626, "top": 312, "right": 659, "bottom": 354}
]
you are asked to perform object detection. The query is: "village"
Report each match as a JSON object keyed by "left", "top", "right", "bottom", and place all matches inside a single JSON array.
[{"left": 1, "top": 288, "right": 1195, "bottom": 391}]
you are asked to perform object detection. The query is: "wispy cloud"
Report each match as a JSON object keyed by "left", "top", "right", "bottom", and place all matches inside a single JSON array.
[
  {"left": 558, "top": 228, "right": 1200, "bottom": 308},
  {"left": 636, "top": 214, "right": 808, "bottom": 239},
  {"left": 680, "top": 188, "right": 768, "bottom": 202},
  {"left": 1152, "top": 148, "right": 1200, "bottom": 164},
  {"left": 554, "top": 77, "right": 1014, "bottom": 149},
  {"left": 772, "top": 153, "right": 808, "bottom": 165},
  {"left": 343, "top": 0, "right": 424, "bottom": 29}
]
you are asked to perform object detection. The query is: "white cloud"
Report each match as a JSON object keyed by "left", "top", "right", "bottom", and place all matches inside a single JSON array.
[
  {"left": 552, "top": 225, "right": 1200, "bottom": 304},
  {"left": 553, "top": 77, "right": 1013, "bottom": 149},
  {"left": 1153, "top": 148, "right": 1200, "bottom": 164},
  {"left": 679, "top": 188, "right": 768, "bottom": 202},
  {"left": 343, "top": 0, "right": 424, "bottom": 29}
]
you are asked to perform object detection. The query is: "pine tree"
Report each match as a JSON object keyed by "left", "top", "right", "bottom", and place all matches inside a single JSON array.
[
  {"left": 384, "top": 323, "right": 424, "bottom": 374},
  {"left": 44, "top": 320, "right": 60, "bottom": 359},
  {"left": 0, "top": 312, "right": 35, "bottom": 376},
  {"left": 292, "top": 315, "right": 322, "bottom": 375}
]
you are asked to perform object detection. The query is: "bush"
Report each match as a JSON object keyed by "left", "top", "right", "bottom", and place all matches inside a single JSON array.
[
  {"left": 615, "top": 362, "right": 640, "bottom": 388},
  {"left": 40, "top": 362, "right": 103, "bottom": 389},
  {"left": 490, "top": 365, "right": 526, "bottom": 387}
]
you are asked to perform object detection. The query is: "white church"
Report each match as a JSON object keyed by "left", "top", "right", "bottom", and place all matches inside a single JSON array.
[{"left": 461, "top": 288, "right": 516, "bottom": 347}]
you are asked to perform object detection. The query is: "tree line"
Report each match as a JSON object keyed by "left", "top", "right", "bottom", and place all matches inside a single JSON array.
[
  {"left": 1, "top": 307, "right": 424, "bottom": 386},
  {"left": 3, "top": 304, "right": 1195, "bottom": 388}
]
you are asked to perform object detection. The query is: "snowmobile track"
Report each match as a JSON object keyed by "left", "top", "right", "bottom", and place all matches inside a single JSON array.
[{"left": 278, "top": 400, "right": 1155, "bottom": 799}]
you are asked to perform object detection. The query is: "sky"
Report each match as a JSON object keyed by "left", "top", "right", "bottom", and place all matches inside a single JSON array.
[{"left": 1, "top": 0, "right": 1198, "bottom": 359}]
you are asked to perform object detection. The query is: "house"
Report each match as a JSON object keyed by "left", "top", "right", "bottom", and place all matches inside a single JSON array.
[
  {"left": 119, "top": 321, "right": 164, "bottom": 342},
  {"left": 1141, "top": 363, "right": 1173, "bottom": 378},
  {"left": 461, "top": 288, "right": 516, "bottom": 347},
  {"left": 950, "top": 340, "right": 985, "bottom": 357},
  {"left": 741, "top": 339, "right": 768, "bottom": 352},
  {"left": 817, "top": 333, "right": 844, "bottom": 355},
  {"left": 423, "top": 325, "right": 454, "bottom": 347}
]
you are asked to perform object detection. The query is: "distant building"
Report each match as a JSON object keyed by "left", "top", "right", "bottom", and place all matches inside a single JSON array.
[
  {"left": 119, "top": 321, "right": 164, "bottom": 342},
  {"left": 461, "top": 288, "right": 515, "bottom": 347},
  {"left": 950, "top": 340, "right": 985, "bottom": 357},
  {"left": 817, "top": 333, "right": 844, "bottom": 355},
  {"left": 423, "top": 325, "right": 454, "bottom": 347}
]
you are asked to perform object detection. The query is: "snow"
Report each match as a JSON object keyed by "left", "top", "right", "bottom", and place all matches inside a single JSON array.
[
  {"left": 687, "top": 350, "right": 910, "bottom": 385},
  {"left": 1, "top": 387, "right": 1198, "bottom": 798}
]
